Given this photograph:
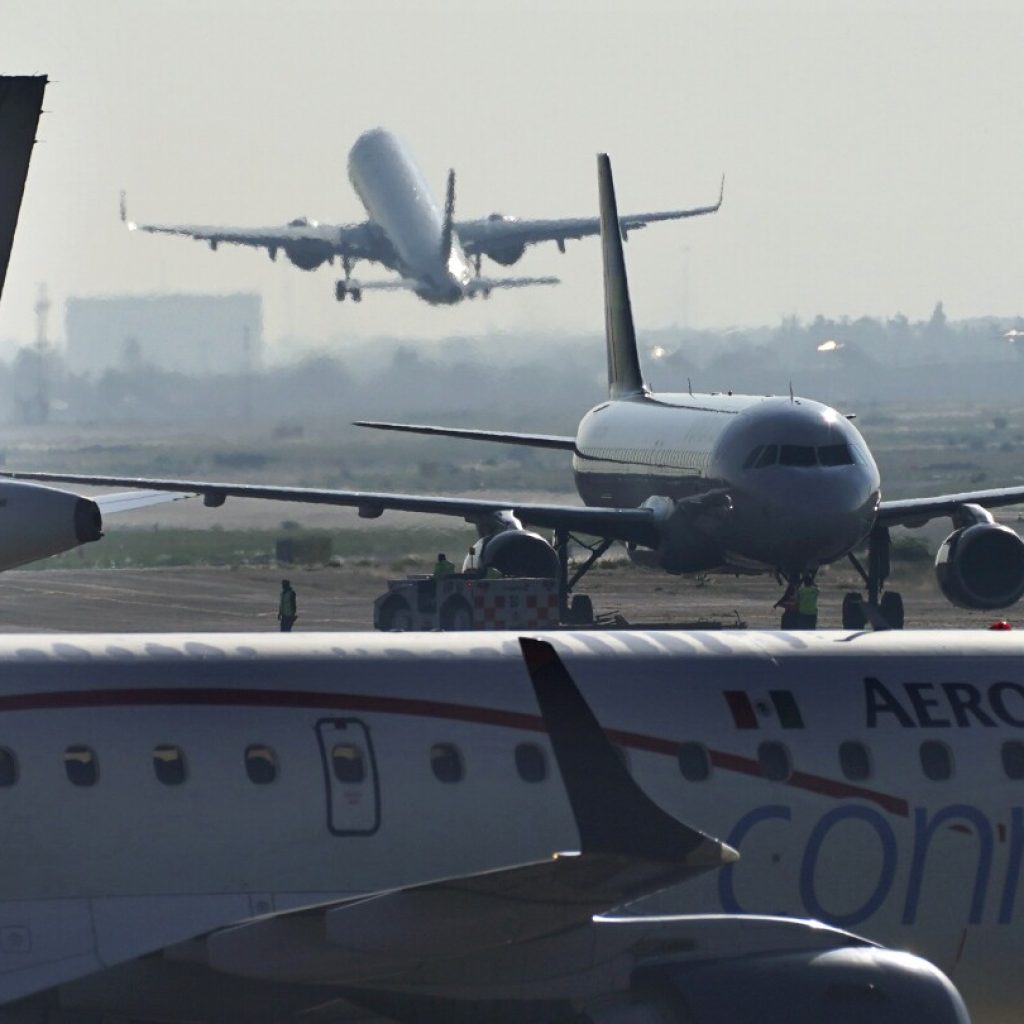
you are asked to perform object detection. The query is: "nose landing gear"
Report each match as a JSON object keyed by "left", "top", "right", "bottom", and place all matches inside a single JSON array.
[{"left": 844, "top": 525, "right": 904, "bottom": 629}]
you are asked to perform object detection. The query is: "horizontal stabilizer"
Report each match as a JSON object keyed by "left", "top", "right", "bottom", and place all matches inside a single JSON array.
[
  {"left": 466, "top": 275, "right": 559, "bottom": 294},
  {"left": 354, "top": 420, "right": 576, "bottom": 451}
]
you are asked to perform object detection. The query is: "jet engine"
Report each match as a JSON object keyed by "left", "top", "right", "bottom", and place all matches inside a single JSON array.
[
  {"left": 477, "top": 218, "right": 527, "bottom": 267},
  {"left": 0, "top": 480, "right": 102, "bottom": 571},
  {"left": 283, "top": 244, "right": 330, "bottom": 271},
  {"left": 936, "top": 521, "right": 1024, "bottom": 609},
  {"left": 470, "top": 529, "right": 559, "bottom": 578}
]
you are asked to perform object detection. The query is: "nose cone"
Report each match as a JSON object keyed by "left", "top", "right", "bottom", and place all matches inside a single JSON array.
[{"left": 714, "top": 398, "right": 880, "bottom": 572}]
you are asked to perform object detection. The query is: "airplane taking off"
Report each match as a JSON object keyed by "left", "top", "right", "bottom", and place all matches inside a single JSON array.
[
  {"left": 0, "top": 627, "right": 999, "bottom": 1023},
  {"left": 25, "top": 153, "right": 1024, "bottom": 626},
  {"left": 120, "top": 126, "right": 722, "bottom": 305}
]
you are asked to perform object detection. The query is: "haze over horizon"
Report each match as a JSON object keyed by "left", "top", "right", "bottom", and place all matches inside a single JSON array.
[{"left": 4, "top": 1, "right": 1023, "bottom": 353}]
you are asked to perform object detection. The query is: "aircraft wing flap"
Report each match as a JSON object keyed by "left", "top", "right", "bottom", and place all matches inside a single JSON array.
[
  {"left": 0, "top": 472, "right": 661, "bottom": 546},
  {"left": 877, "top": 486, "right": 1024, "bottom": 527}
]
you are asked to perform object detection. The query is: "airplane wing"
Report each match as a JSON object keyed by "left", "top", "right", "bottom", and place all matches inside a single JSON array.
[
  {"left": 0, "top": 76, "right": 47, "bottom": 304},
  {"left": 877, "top": 486, "right": 1024, "bottom": 528},
  {"left": 457, "top": 175, "right": 723, "bottom": 257},
  {"left": 93, "top": 489, "right": 195, "bottom": 514},
  {"left": 0, "top": 470, "right": 663, "bottom": 547},
  {"left": 354, "top": 420, "right": 577, "bottom": 451}
]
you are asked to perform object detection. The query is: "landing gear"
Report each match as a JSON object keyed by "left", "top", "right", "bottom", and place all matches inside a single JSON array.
[
  {"left": 846, "top": 525, "right": 904, "bottom": 629},
  {"left": 554, "top": 527, "right": 610, "bottom": 624},
  {"left": 335, "top": 281, "right": 362, "bottom": 303}
]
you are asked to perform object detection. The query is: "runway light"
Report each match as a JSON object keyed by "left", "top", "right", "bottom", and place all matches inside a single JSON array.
[{"left": 989, "top": 620, "right": 1013, "bottom": 630}]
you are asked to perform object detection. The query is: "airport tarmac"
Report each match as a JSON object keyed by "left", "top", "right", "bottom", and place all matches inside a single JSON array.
[{"left": 0, "top": 562, "right": 1012, "bottom": 632}]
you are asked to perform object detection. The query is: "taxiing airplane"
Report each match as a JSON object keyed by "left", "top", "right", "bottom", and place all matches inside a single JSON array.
[
  {"left": 0, "top": 628, "right": 994, "bottom": 1023},
  {"left": 22, "top": 153, "right": 1024, "bottom": 626},
  {"left": 120, "top": 127, "right": 722, "bottom": 305},
  {"left": 0, "top": 75, "right": 190, "bottom": 569}
]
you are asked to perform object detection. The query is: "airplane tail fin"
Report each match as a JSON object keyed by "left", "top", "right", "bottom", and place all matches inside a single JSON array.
[
  {"left": 440, "top": 169, "right": 455, "bottom": 267},
  {"left": 598, "top": 154, "right": 647, "bottom": 399},
  {"left": 0, "top": 76, "right": 46, "bottom": 306}
]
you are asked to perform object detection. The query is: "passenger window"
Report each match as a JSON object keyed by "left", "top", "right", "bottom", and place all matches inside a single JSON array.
[
  {"left": 0, "top": 748, "right": 18, "bottom": 787},
  {"left": 152, "top": 744, "right": 187, "bottom": 786},
  {"left": 431, "top": 743, "right": 464, "bottom": 783},
  {"left": 818, "top": 444, "right": 854, "bottom": 466},
  {"left": 742, "top": 446, "right": 764, "bottom": 470},
  {"left": 1002, "top": 740, "right": 1024, "bottom": 780},
  {"left": 755, "top": 444, "right": 778, "bottom": 468},
  {"left": 245, "top": 744, "right": 278, "bottom": 785},
  {"left": 779, "top": 445, "right": 817, "bottom": 467},
  {"left": 514, "top": 743, "right": 547, "bottom": 783},
  {"left": 65, "top": 745, "right": 98, "bottom": 787},
  {"left": 677, "top": 741, "right": 711, "bottom": 782},
  {"left": 331, "top": 743, "right": 366, "bottom": 784},
  {"left": 920, "top": 740, "right": 954, "bottom": 781},
  {"left": 838, "top": 740, "right": 871, "bottom": 782},
  {"left": 757, "top": 741, "right": 791, "bottom": 782}
]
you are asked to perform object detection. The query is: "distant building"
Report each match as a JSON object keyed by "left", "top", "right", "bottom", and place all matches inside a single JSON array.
[{"left": 64, "top": 293, "right": 263, "bottom": 375}]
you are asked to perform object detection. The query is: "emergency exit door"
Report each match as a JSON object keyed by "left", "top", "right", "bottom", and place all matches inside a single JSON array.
[{"left": 315, "top": 718, "right": 380, "bottom": 835}]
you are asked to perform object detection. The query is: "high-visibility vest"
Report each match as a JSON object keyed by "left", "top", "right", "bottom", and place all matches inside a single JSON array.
[
  {"left": 797, "top": 585, "right": 819, "bottom": 615},
  {"left": 433, "top": 560, "right": 456, "bottom": 579},
  {"left": 279, "top": 588, "right": 297, "bottom": 617}
]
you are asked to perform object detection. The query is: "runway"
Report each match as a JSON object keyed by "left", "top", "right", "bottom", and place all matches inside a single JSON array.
[{"left": 0, "top": 562, "right": 1011, "bottom": 632}]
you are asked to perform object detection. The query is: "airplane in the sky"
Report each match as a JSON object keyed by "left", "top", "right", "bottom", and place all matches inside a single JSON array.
[
  {"left": 0, "top": 75, "right": 189, "bottom": 569},
  {"left": 22, "top": 152, "right": 1024, "bottom": 627},
  {"left": 0, "top": 626, "right": 1001, "bottom": 1022},
  {"left": 119, "top": 126, "right": 723, "bottom": 305}
]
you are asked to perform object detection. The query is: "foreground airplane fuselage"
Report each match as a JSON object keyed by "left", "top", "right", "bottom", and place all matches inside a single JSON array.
[
  {"left": 0, "top": 629, "right": 1019, "bottom": 1022},
  {"left": 574, "top": 391, "right": 880, "bottom": 573}
]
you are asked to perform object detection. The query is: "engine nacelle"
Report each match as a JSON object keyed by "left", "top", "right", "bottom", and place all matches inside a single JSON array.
[
  {"left": 935, "top": 521, "right": 1024, "bottom": 609},
  {"left": 284, "top": 244, "right": 330, "bottom": 271},
  {"left": 469, "top": 530, "right": 558, "bottom": 579},
  {"left": 479, "top": 241, "right": 527, "bottom": 267},
  {"left": 0, "top": 481, "right": 102, "bottom": 571}
]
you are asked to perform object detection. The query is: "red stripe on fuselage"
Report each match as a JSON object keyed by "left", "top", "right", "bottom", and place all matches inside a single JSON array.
[{"left": 0, "top": 686, "right": 909, "bottom": 817}]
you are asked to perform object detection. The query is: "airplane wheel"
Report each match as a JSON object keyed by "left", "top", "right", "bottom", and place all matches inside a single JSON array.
[
  {"left": 440, "top": 597, "right": 474, "bottom": 631},
  {"left": 880, "top": 591, "right": 905, "bottom": 630},
  {"left": 842, "top": 592, "right": 866, "bottom": 630},
  {"left": 351, "top": 288, "right": 362, "bottom": 303},
  {"left": 335, "top": 281, "right": 347, "bottom": 302},
  {"left": 379, "top": 597, "right": 413, "bottom": 631},
  {"left": 570, "top": 594, "right": 594, "bottom": 625}
]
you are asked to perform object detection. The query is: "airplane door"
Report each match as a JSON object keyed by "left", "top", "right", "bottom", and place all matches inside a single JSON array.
[{"left": 315, "top": 718, "right": 380, "bottom": 836}]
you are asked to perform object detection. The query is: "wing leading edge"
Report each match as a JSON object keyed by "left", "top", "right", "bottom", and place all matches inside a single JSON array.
[{"left": 878, "top": 486, "right": 1024, "bottom": 528}]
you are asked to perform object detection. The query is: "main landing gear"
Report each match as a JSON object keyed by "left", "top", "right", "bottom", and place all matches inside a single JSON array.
[
  {"left": 843, "top": 525, "right": 904, "bottom": 629},
  {"left": 335, "top": 257, "right": 361, "bottom": 302},
  {"left": 554, "top": 527, "right": 611, "bottom": 625}
]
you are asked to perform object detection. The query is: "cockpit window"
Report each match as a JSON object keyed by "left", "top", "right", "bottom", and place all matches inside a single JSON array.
[
  {"left": 754, "top": 445, "right": 778, "bottom": 468},
  {"left": 779, "top": 445, "right": 817, "bottom": 467},
  {"left": 742, "top": 446, "right": 764, "bottom": 469},
  {"left": 818, "top": 444, "right": 854, "bottom": 466}
]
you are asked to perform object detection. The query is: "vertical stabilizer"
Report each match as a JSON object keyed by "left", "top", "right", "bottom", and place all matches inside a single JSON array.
[
  {"left": 598, "top": 154, "right": 646, "bottom": 398},
  {"left": 0, "top": 76, "right": 46, "bottom": 306},
  {"left": 440, "top": 169, "right": 456, "bottom": 267}
]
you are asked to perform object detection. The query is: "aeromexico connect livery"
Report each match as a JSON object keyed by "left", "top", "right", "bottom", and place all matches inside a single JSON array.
[{"left": 14, "top": 156, "right": 1024, "bottom": 625}]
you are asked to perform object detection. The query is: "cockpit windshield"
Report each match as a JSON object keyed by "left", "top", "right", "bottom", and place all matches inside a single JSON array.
[{"left": 742, "top": 443, "right": 855, "bottom": 469}]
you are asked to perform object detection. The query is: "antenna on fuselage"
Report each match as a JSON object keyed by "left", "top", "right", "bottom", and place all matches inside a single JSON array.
[
  {"left": 597, "top": 154, "right": 647, "bottom": 400},
  {"left": 789, "top": 381, "right": 794, "bottom": 403}
]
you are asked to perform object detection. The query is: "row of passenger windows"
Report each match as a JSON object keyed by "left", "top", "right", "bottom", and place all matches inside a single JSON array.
[
  {"left": 4, "top": 737, "right": 1016, "bottom": 790},
  {"left": 0, "top": 741, "right": 552, "bottom": 789},
  {"left": 678, "top": 739, "right": 1024, "bottom": 784},
  {"left": 742, "top": 443, "right": 854, "bottom": 469}
]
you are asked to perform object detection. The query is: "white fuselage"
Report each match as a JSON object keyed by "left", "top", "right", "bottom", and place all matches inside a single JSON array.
[
  {"left": 347, "top": 128, "right": 472, "bottom": 303},
  {"left": 0, "top": 629, "right": 1019, "bottom": 1022},
  {"left": 573, "top": 392, "right": 881, "bottom": 574}
]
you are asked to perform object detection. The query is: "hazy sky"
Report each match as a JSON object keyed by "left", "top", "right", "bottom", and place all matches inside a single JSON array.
[{"left": 3, "top": 0, "right": 1023, "bottom": 352}]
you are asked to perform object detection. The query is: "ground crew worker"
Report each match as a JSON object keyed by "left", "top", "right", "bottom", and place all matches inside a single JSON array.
[
  {"left": 796, "top": 575, "right": 819, "bottom": 630},
  {"left": 278, "top": 579, "right": 297, "bottom": 632},
  {"left": 433, "top": 553, "right": 456, "bottom": 579},
  {"left": 774, "top": 580, "right": 799, "bottom": 629}
]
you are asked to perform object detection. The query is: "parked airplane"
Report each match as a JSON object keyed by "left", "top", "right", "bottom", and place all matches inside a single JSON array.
[
  {"left": 119, "top": 126, "right": 722, "bottom": 305},
  {"left": 0, "top": 75, "right": 190, "bottom": 569},
  {"left": 23, "top": 154, "right": 1024, "bottom": 626},
  {"left": 0, "top": 628, "right": 991, "bottom": 1023}
]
